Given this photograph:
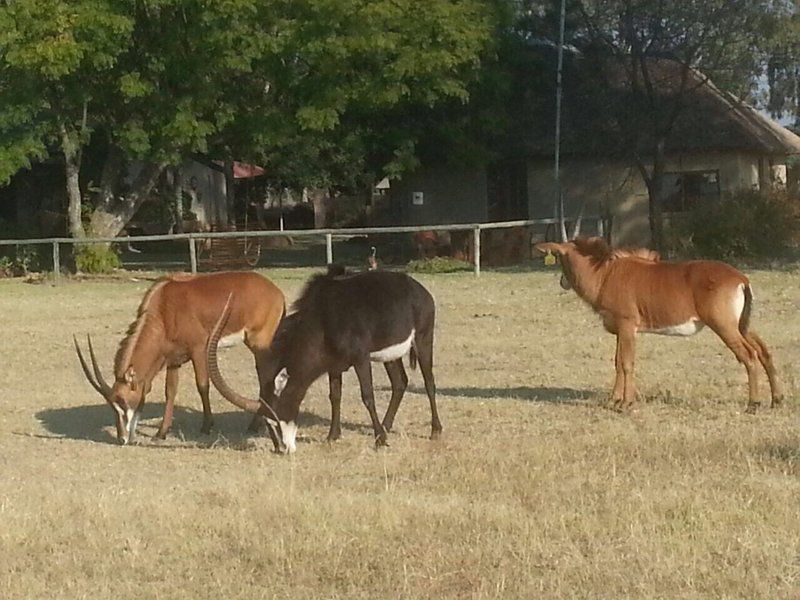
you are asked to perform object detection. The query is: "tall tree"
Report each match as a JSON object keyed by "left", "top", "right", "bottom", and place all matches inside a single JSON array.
[
  {"left": 0, "top": 0, "right": 495, "bottom": 240},
  {"left": 531, "top": 0, "right": 793, "bottom": 249},
  {"left": 0, "top": 0, "right": 132, "bottom": 237}
]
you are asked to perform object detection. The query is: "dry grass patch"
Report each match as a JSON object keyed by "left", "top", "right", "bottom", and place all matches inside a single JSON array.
[{"left": 1, "top": 267, "right": 799, "bottom": 598}]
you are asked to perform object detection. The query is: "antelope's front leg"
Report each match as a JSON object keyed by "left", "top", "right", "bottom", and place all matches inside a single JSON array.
[
  {"left": 156, "top": 366, "right": 180, "bottom": 439},
  {"left": 327, "top": 371, "right": 343, "bottom": 442},
  {"left": 611, "top": 339, "right": 625, "bottom": 408},
  {"left": 615, "top": 324, "right": 637, "bottom": 411},
  {"left": 352, "top": 359, "right": 388, "bottom": 448}
]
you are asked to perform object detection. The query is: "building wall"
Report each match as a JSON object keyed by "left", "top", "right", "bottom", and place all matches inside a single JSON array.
[
  {"left": 180, "top": 159, "right": 228, "bottom": 229},
  {"left": 527, "top": 151, "right": 767, "bottom": 247},
  {"left": 381, "top": 166, "right": 488, "bottom": 226}
]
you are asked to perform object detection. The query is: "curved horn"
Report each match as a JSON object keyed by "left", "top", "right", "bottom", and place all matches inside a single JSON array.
[
  {"left": 206, "top": 294, "right": 267, "bottom": 415},
  {"left": 74, "top": 335, "right": 105, "bottom": 397},
  {"left": 86, "top": 334, "right": 113, "bottom": 398}
]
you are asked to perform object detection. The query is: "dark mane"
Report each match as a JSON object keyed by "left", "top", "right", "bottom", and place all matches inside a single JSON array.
[
  {"left": 113, "top": 278, "right": 171, "bottom": 377},
  {"left": 572, "top": 237, "right": 612, "bottom": 266},
  {"left": 572, "top": 237, "right": 660, "bottom": 265}
]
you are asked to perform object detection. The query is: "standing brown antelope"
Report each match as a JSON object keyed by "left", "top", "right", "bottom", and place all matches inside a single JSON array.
[
  {"left": 535, "top": 237, "right": 782, "bottom": 412},
  {"left": 74, "top": 272, "right": 285, "bottom": 444}
]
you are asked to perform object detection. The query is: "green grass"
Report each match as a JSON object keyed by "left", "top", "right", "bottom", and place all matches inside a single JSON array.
[{"left": 1, "top": 266, "right": 799, "bottom": 598}]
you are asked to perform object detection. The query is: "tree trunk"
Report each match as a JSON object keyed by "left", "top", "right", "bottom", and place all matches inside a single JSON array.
[
  {"left": 224, "top": 160, "right": 236, "bottom": 226},
  {"left": 61, "top": 125, "right": 85, "bottom": 239},
  {"left": 88, "top": 161, "right": 166, "bottom": 239},
  {"left": 171, "top": 165, "right": 184, "bottom": 233},
  {"left": 309, "top": 188, "right": 330, "bottom": 229},
  {"left": 646, "top": 140, "right": 667, "bottom": 252}
]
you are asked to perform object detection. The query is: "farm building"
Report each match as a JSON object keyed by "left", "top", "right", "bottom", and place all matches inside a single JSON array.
[{"left": 378, "top": 58, "right": 800, "bottom": 247}]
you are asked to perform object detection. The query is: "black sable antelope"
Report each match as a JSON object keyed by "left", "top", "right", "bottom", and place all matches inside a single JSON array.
[{"left": 206, "top": 267, "right": 442, "bottom": 453}]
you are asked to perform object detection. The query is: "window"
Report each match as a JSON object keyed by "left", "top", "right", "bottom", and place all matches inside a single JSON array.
[{"left": 662, "top": 170, "right": 720, "bottom": 213}]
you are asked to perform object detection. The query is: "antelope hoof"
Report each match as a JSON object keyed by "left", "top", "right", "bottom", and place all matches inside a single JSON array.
[
  {"left": 326, "top": 430, "right": 341, "bottom": 443},
  {"left": 771, "top": 396, "right": 783, "bottom": 408},
  {"left": 430, "top": 429, "right": 442, "bottom": 441},
  {"left": 745, "top": 402, "right": 760, "bottom": 415},
  {"left": 155, "top": 428, "right": 169, "bottom": 440},
  {"left": 200, "top": 420, "right": 214, "bottom": 435},
  {"left": 375, "top": 434, "right": 389, "bottom": 449}
]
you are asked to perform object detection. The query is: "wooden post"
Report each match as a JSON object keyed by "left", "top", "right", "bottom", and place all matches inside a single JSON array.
[
  {"left": 597, "top": 216, "right": 605, "bottom": 240},
  {"left": 326, "top": 233, "right": 333, "bottom": 264},
  {"left": 52, "top": 241, "right": 60, "bottom": 285},
  {"left": 188, "top": 236, "right": 197, "bottom": 274},
  {"left": 473, "top": 226, "right": 481, "bottom": 277}
]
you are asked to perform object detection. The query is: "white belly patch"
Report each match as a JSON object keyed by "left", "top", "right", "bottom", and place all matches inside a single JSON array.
[
  {"left": 642, "top": 320, "right": 705, "bottom": 337},
  {"left": 370, "top": 330, "right": 414, "bottom": 363}
]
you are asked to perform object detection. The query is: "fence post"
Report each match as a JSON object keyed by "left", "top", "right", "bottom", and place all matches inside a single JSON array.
[
  {"left": 325, "top": 233, "right": 333, "bottom": 264},
  {"left": 597, "top": 217, "right": 605, "bottom": 240},
  {"left": 188, "top": 236, "right": 197, "bottom": 274},
  {"left": 473, "top": 226, "right": 481, "bottom": 277},
  {"left": 52, "top": 241, "right": 60, "bottom": 285}
]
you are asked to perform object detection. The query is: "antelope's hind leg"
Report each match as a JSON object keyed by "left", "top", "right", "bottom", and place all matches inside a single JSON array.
[
  {"left": 381, "top": 359, "right": 408, "bottom": 433},
  {"left": 191, "top": 352, "right": 214, "bottom": 434},
  {"left": 707, "top": 323, "right": 760, "bottom": 413},
  {"left": 746, "top": 331, "right": 783, "bottom": 407}
]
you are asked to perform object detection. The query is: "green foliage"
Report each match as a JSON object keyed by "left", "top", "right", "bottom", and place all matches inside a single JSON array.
[
  {"left": 406, "top": 256, "right": 472, "bottom": 274},
  {"left": 74, "top": 243, "right": 121, "bottom": 274},
  {"left": 0, "top": 245, "right": 42, "bottom": 277},
  {"left": 674, "top": 188, "right": 800, "bottom": 259}
]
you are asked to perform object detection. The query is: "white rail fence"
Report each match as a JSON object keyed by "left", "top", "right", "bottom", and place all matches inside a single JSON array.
[{"left": 0, "top": 216, "right": 604, "bottom": 284}]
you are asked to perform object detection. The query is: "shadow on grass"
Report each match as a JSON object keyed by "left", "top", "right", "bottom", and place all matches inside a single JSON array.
[
  {"left": 35, "top": 402, "right": 368, "bottom": 447},
  {"left": 410, "top": 384, "right": 600, "bottom": 404}
]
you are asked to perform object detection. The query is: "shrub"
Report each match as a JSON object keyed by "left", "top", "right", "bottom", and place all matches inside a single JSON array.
[
  {"left": 74, "top": 244, "right": 121, "bottom": 274},
  {"left": 0, "top": 245, "right": 43, "bottom": 277},
  {"left": 406, "top": 256, "right": 472, "bottom": 274},
  {"left": 673, "top": 188, "right": 800, "bottom": 260}
]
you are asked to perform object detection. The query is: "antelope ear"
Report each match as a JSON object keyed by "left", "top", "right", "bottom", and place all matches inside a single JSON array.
[
  {"left": 124, "top": 366, "right": 137, "bottom": 391},
  {"left": 534, "top": 242, "right": 568, "bottom": 255},
  {"left": 274, "top": 367, "right": 289, "bottom": 397}
]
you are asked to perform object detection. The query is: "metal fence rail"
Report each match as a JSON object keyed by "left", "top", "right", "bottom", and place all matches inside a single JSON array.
[{"left": 0, "top": 216, "right": 603, "bottom": 283}]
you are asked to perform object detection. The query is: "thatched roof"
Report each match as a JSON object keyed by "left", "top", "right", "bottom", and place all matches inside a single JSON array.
[{"left": 513, "top": 55, "right": 800, "bottom": 159}]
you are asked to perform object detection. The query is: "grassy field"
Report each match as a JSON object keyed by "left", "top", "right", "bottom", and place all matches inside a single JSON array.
[{"left": 1, "top": 265, "right": 799, "bottom": 599}]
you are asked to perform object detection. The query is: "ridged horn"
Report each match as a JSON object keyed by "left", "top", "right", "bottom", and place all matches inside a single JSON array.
[
  {"left": 74, "top": 335, "right": 112, "bottom": 399},
  {"left": 206, "top": 294, "right": 267, "bottom": 415},
  {"left": 86, "top": 334, "right": 113, "bottom": 397}
]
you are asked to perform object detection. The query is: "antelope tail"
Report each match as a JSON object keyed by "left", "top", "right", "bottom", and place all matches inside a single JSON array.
[
  {"left": 409, "top": 345, "right": 418, "bottom": 370},
  {"left": 739, "top": 284, "right": 753, "bottom": 335}
]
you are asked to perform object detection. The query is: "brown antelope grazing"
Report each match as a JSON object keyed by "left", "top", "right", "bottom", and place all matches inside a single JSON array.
[
  {"left": 74, "top": 272, "right": 285, "bottom": 444},
  {"left": 535, "top": 237, "right": 782, "bottom": 412},
  {"left": 206, "top": 266, "right": 441, "bottom": 454}
]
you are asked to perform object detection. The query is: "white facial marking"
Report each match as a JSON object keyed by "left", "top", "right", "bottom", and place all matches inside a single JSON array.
[
  {"left": 217, "top": 329, "right": 245, "bottom": 349},
  {"left": 274, "top": 368, "right": 289, "bottom": 396},
  {"left": 733, "top": 284, "right": 746, "bottom": 321},
  {"left": 642, "top": 320, "right": 705, "bottom": 337},
  {"left": 279, "top": 420, "right": 297, "bottom": 454},
  {"left": 370, "top": 330, "right": 414, "bottom": 363},
  {"left": 111, "top": 403, "right": 124, "bottom": 418},
  {"left": 126, "top": 408, "right": 139, "bottom": 443}
]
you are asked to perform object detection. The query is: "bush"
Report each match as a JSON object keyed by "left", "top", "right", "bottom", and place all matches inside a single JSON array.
[
  {"left": 74, "top": 244, "right": 121, "bottom": 274},
  {"left": 673, "top": 188, "right": 800, "bottom": 260},
  {"left": 406, "top": 256, "right": 472, "bottom": 274},
  {"left": 0, "top": 245, "right": 43, "bottom": 277}
]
